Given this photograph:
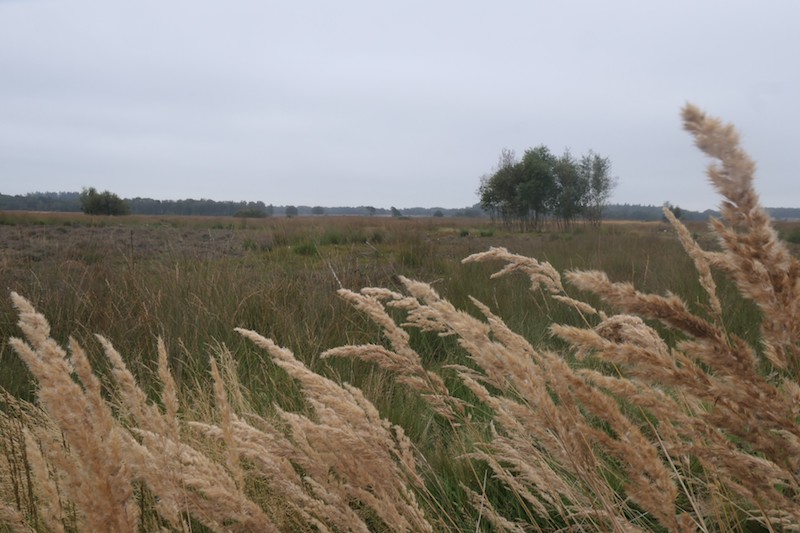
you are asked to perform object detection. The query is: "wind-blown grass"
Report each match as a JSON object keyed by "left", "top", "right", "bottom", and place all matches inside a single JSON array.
[{"left": 2, "top": 104, "right": 799, "bottom": 531}]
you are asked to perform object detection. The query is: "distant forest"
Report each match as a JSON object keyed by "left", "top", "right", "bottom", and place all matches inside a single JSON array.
[
  {"left": 3, "top": 190, "right": 800, "bottom": 221},
  {"left": 0, "top": 191, "right": 484, "bottom": 218}
]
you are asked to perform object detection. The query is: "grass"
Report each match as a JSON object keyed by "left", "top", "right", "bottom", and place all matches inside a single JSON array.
[
  {"left": 0, "top": 217, "right": 701, "bottom": 402},
  {"left": 2, "top": 105, "right": 800, "bottom": 531}
]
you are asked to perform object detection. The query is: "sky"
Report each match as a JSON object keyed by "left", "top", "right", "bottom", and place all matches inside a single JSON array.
[{"left": 1, "top": 1, "right": 800, "bottom": 211}]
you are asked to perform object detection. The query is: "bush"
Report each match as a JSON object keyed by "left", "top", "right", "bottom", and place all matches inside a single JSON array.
[{"left": 79, "top": 187, "right": 130, "bottom": 216}]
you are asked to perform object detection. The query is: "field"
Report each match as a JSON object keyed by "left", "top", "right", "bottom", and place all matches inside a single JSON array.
[
  {"left": 0, "top": 212, "right": 718, "bottom": 403},
  {"left": 3, "top": 106, "right": 800, "bottom": 532}
]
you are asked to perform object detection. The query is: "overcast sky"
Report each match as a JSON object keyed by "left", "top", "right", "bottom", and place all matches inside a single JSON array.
[{"left": 2, "top": 1, "right": 799, "bottom": 210}]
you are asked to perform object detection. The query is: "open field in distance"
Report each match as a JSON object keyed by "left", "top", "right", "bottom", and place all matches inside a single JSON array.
[{"left": 1, "top": 210, "right": 733, "bottom": 398}]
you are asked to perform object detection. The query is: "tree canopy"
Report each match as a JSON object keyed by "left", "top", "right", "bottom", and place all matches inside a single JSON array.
[
  {"left": 479, "top": 146, "right": 616, "bottom": 230},
  {"left": 79, "top": 187, "right": 130, "bottom": 216}
]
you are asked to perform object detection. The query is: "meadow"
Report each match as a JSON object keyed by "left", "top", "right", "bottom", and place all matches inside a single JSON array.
[
  {"left": 0, "top": 213, "right": 714, "bottom": 404},
  {"left": 2, "top": 105, "right": 800, "bottom": 531}
]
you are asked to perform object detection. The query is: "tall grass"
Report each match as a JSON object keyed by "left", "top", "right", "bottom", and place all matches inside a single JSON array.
[{"left": 2, "top": 104, "right": 800, "bottom": 531}]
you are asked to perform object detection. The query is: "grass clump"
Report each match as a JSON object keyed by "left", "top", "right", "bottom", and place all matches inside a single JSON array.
[{"left": 2, "top": 104, "right": 800, "bottom": 531}]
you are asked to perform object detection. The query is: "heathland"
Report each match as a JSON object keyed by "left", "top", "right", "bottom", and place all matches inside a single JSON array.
[{"left": 2, "top": 105, "right": 800, "bottom": 531}]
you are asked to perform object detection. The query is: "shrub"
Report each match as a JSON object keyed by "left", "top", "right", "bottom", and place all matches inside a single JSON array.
[{"left": 79, "top": 187, "right": 130, "bottom": 216}]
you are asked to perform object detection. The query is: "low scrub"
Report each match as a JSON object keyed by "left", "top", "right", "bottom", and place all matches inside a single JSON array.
[{"left": 2, "top": 104, "right": 800, "bottom": 531}]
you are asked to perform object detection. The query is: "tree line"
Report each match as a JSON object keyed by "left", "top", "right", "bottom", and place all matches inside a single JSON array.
[
  {"left": 0, "top": 190, "right": 485, "bottom": 218},
  {"left": 478, "top": 146, "right": 616, "bottom": 230},
  {"left": 0, "top": 191, "right": 274, "bottom": 217}
]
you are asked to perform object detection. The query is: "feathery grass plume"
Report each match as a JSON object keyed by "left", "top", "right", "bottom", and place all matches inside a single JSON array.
[
  {"left": 191, "top": 413, "right": 370, "bottom": 531},
  {"left": 484, "top": 257, "right": 800, "bottom": 526},
  {"left": 683, "top": 103, "right": 800, "bottom": 371},
  {"left": 98, "top": 333, "right": 166, "bottom": 435},
  {"left": 0, "top": 404, "right": 29, "bottom": 521},
  {"left": 0, "top": 391, "right": 69, "bottom": 531},
  {"left": 662, "top": 205, "right": 723, "bottom": 318},
  {"left": 322, "top": 287, "right": 464, "bottom": 421},
  {"left": 399, "top": 276, "right": 685, "bottom": 530},
  {"left": 100, "top": 335, "right": 278, "bottom": 532},
  {"left": 8, "top": 294, "right": 281, "bottom": 532},
  {"left": 22, "top": 429, "right": 64, "bottom": 533},
  {"left": 192, "top": 347, "right": 370, "bottom": 530},
  {"left": 329, "top": 271, "right": 685, "bottom": 528},
  {"left": 235, "top": 327, "right": 434, "bottom": 532},
  {"left": 213, "top": 341, "right": 251, "bottom": 415},
  {"left": 9, "top": 292, "right": 139, "bottom": 532},
  {"left": 463, "top": 246, "right": 604, "bottom": 321},
  {"left": 156, "top": 337, "right": 180, "bottom": 443},
  {"left": 469, "top": 106, "right": 800, "bottom": 528},
  {"left": 210, "top": 357, "right": 244, "bottom": 489},
  {"left": 125, "top": 426, "right": 279, "bottom": 532},
  {"left": 96, "top": 334, "right": 188, "bottom": 529}
]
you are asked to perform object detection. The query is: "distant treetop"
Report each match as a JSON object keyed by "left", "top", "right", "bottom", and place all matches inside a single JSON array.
[{"left": 79, "top": 187, "right": 130, "bottom": 216}]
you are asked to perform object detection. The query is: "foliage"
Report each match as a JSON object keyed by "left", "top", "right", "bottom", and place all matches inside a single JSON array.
[
  {"left": 311, "top": 206, "right": 325, "bottom": 215},
  {"left": 79, "top": 187, "right": 130, "bottom": 216},
  {"left": 479, "top": 145, "right": 616, "bottom": 230},
  {"left": 284, "top": 205, "right": 298, "bottom": 217},
  {"left": 580, "top": 150, "right": 617, "bottom": 226}
]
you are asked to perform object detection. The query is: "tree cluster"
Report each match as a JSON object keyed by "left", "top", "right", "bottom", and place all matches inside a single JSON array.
[
  {"left": 130, "top": 198, "right": 272, "bottom": 217},
  {"left": 79, "top": 187, "right": 130, "bottom": 216},
  {"left": 478, "top": 146, "right": 616, "bottom": 230}
]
